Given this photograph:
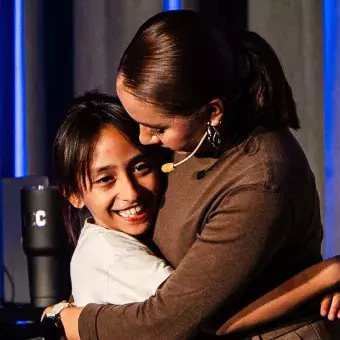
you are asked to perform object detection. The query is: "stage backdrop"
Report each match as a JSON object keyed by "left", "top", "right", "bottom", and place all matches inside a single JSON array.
[
  {"left": 70, "top": 0, "right": 328, "bottom": 253},
  {"left": 2, "top": 0, "right": 338, "bottom": 262}
]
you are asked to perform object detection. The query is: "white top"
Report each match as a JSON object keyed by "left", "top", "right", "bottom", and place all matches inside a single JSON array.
[{"left": 71, "top": 220, "right": 173, "bottom": 307}]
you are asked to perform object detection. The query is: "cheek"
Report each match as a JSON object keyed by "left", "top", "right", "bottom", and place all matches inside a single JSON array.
[
  {"left": 140, "top": 172, "right": 161, "bottom": 197},
  {"left": 161, "top": 130, "right": 192, "bottom": 149},
  {"left": 82, "top": 197, "right": 96, "bottom": 213},
  {"left": 171, "top": 118, "right": 203, "bottom": 145},
  {"left": 82, "top": 190, "right": 109, "bottom": 211}
]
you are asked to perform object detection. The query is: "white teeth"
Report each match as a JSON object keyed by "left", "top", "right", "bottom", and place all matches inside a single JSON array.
[{"left": 117, "top": 205, "right": 143, "bottom": 218}]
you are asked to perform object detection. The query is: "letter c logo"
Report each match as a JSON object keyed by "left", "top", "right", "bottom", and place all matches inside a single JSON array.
[{"left": 35, "top": 210, "right": 46, "bottom": 227}]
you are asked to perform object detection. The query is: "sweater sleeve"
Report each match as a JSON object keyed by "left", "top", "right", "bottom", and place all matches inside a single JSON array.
[{"left": 78, "top": 186, "right": 294, "bottom": 340}]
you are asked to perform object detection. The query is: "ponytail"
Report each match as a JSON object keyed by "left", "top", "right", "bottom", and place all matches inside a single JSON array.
[
  {"left": 117, "top": 10, "right": 299, "bottom": 144},
  {"left": 228, "top": 31, "right": 300, "bottom": 135}
]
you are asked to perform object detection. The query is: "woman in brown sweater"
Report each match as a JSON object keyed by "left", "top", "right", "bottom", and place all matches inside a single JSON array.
[{"left": 54, "top": 10, "right": 340, "bottom": 339}]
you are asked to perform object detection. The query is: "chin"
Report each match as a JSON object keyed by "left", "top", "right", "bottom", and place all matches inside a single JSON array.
[
  {"left": 174, "top": 142, "right": 199, "bottom": 154},
  {"left": 124, "top": 224, "right": 149, "bottom": 236}
]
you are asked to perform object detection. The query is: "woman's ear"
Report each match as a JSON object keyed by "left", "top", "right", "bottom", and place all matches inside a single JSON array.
[
  {"left": 208, "top": 98, "right": 224, "bottom": 127},
  {"left": 68, "top": 194, "right": 85, "bottom": 209}
]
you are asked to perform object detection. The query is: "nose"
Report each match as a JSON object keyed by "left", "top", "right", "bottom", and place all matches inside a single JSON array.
[
  {"left": 116, "top": 173, "right": 139, "bottom": 203},
  {"left": 139, "top": 125, "right": 161, "bottom": 145}
]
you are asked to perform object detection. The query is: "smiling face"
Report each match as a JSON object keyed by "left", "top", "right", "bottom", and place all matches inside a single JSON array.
[
  {"left": 70, "top": 125, "right": 161, "bottom": 236},
  {"left": 117, "top": 77, "right": 207, "bottom": 153}
]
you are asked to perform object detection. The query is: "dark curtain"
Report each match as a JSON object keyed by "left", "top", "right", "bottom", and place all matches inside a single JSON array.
[{"left": 22, "top": 0, "right": 330, "bottom": 256}]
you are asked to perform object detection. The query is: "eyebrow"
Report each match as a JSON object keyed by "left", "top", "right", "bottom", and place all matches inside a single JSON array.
[
  {"left": 139, "top": 121, "right": 167, "bottom": 129},
  {"left": 91, "top": 154, "right": 147, "bottom": 176},
  {"left": 92, "top": 165, "right": 117, "bottom": 176}
]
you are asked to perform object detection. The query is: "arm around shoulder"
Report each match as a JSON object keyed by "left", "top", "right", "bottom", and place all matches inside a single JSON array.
[{"left": 75, "top": 187, "right": 295, "bottom": 340}]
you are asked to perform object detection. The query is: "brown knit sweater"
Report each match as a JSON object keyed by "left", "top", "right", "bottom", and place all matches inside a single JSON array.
[{"left": 78, "top": 128, "right": 323, "bottom": 339}]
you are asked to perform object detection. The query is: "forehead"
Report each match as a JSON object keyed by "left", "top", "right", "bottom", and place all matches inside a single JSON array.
[
  {"left": 92, "top": 125, "right": 141, "bottom": 166},
  {"left": 116, "top": 79, "right": 171, "bottom": 127}
]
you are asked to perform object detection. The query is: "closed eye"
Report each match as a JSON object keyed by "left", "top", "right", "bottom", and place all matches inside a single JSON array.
[{"left": 149, "top": 127, "right": 165, "bottom": 136}]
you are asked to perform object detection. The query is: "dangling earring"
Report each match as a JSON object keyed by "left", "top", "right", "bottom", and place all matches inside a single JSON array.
[{"left": 206, "top": 121, "right": 222, "bottom": 149}]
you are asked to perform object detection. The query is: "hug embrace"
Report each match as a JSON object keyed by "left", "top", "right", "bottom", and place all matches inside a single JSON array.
[{"left": 42, "top": 10, "right": 340, "bottom": 340}]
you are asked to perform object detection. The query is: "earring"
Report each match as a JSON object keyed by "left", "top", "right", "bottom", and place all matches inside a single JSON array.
[{"left": 206, "top": 121, "right": 221, "bottom": 149}]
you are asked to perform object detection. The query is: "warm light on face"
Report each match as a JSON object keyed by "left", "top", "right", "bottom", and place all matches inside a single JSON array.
[
  {"left": 75, "top": 126, "right": 161, "bottom": 236},
  {"left": 116, "top": 81, "right": 206, "bottom": 153}
]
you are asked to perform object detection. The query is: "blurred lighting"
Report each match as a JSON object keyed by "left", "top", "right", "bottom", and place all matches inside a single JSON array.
[
  {"left": 163, "top": 0, "right": 181, "bottom": 11},
  {"left": 14, "top": 0, "right": 27, "bottom": 177},
  {"left": 16, "top": 320, "right": 34, "bottom": 326},
  {"left": 324, "top": 0, "right": 338, "bottom": 258}
]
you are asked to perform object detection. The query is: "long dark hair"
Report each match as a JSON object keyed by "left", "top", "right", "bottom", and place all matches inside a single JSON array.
[
  {"left": 53, "top": 91, "right": 168, "bottom": 247},
  {"left": 118, "top": 10, "right": 299, "bottom": 142}
]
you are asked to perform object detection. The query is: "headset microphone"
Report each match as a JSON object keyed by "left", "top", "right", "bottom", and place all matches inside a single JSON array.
[{"left": 161, "top": 132, "right": 208, "bottom": 173}]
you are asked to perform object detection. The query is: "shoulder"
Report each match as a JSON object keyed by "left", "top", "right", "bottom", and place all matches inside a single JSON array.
[
  {"left": 216, "top": 128, "right": 313, "bottom": 191},
  {"left": 255, "top": 129, "right": 308, "bottom": 167},
  {"left": 74, "top": 224, "right": 150, "bottom": 264},
  {"left": 254, "top": 129, "right": 314, "bottom": 191}
]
